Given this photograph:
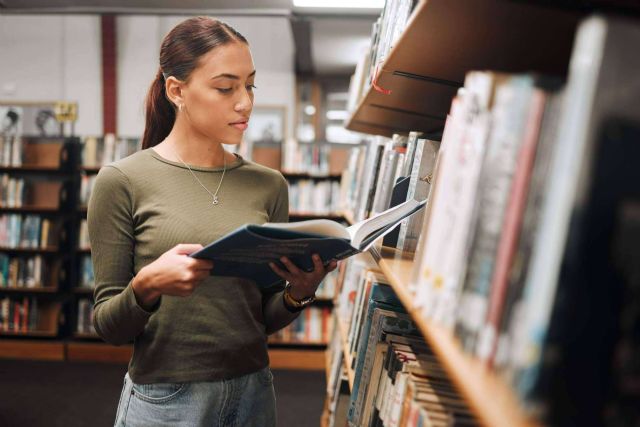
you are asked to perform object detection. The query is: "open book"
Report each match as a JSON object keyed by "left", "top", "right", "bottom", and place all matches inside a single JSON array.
[{"left": 190, "top": 198, "right": 426, "bottom": 289}]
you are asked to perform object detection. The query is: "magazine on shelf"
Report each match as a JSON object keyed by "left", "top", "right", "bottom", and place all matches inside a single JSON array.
[{"left": 190, "top": 198, "right": 427, "bottom": 289}]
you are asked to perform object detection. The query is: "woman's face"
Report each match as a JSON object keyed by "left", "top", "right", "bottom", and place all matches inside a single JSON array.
[{"left": 181, "top": 42, "right": 255, "bottom": 145}]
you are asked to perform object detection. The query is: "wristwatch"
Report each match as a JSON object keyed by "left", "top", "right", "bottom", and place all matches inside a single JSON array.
[{"left": 283, "top": 283, "right": 316, "bottom": 312}]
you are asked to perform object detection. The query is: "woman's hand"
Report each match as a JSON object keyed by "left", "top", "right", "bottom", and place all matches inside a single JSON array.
[
  {"left": 132, "top": 243, "right": 214, "bottom": 310},
  {"left": 269, "top": 254, "right": 338, "bottom": 300}
]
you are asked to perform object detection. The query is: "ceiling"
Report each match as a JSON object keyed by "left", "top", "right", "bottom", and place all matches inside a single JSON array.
[{"left": 0, "top": 0, "right": 379, "bottom": 75}]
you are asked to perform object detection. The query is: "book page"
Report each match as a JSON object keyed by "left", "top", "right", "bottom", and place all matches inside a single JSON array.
[
  {"left": 264, "top": 218, "right": 350, "bottom": 240},
  {"left": 347, "top": 198, "right": 426, "bottom": 249}
]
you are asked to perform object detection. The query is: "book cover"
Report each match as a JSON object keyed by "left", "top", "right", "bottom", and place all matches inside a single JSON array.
[{"left": 191, "top": 198, "right": 426, "bottom": 289}]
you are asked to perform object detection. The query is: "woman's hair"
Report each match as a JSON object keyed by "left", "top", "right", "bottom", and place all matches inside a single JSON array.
[{"left": 141, "top": 17, "right": 248, "bottom": 149}]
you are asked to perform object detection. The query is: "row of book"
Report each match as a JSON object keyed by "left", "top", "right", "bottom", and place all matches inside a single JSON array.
[
  {"left": 78, "top": 219, "right": 89, "bottom": 249},
  {"left": 282, "top": 141, "right": 333, "bottom": 175},
  {"left": 327, "top": 255, "right": 476, "bottom": 426},
  {"left": 289, "top": 180, "right": 342, "bottom": 216},
  {"left": 340, "top": 131, "right": 438, "bottom": 254},
  {"left": 270, "top": 306, "right": 332, "bottom": 344},
  {"left": 76, "top": 298, "right": 95, "bottom": 335},
  {"left": 317, "top": 268, "right": 338, "bottom": 300},
  {"left": 78, "top": 254, "right": 94, "bottom": 289},
  {"left": 0, "top": 134, "right": 23, "bottom": 167},
  {"left": 0, "top": 214, "right": 56, "bottom": 249},
  {"left": 0, "top": 254, "right": 46, "bottom": 288},
  {"left": 1, "top": 296, "right": 39, "bottom": 332},
  {"left": 79, "top": 174, "right": 97, "bottom": 207},
  {"left": 0, "top": 175, "right": 64, "bottom": 209},
  {"left": 346, "top": 0, "right": 416, "bottom": 115},
  {"left": 0, "top": 174, "right": 26, "bottom": 207},
  {"left": 81, "top": 135, "right": 139, "bottom": 168}
]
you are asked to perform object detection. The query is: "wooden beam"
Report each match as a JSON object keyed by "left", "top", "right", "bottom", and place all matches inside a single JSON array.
[{"left": 101, "top": 14, "right": 117, "bottom": 134}]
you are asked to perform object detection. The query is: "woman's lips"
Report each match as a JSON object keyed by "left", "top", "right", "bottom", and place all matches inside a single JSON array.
[{"left": 230, "top": 121, "right": 248, "bottom": 131}]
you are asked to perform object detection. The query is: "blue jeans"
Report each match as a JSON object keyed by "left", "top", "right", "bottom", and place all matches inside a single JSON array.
[{"left": 114, "top": 367, "right": 276, "bottom": 426}]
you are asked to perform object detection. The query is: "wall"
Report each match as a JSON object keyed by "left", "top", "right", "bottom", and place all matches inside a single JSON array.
[
  {"left": 0, "top": 15, "right": 103, "bottom": 136},
  {"left": 0, "top": 14, "right": 295, "bottom": 139}
]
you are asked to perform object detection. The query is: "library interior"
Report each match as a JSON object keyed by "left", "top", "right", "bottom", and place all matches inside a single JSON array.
[{"left": 1, "top": 0, "right": 639, "bottom": 426}]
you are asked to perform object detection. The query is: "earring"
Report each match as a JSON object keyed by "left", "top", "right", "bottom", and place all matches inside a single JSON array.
[{"left": 178, "top": 103, "right": 183, "bottom": 112}]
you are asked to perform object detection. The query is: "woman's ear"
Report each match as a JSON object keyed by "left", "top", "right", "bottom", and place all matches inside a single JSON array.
[{"left": 165, "top": 76, "right": 184, "bottom": 110}]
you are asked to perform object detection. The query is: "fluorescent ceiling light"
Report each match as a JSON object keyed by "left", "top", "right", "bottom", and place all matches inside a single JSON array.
[{"left": 293, "top": 0, "right": 384, "bottom": 8}]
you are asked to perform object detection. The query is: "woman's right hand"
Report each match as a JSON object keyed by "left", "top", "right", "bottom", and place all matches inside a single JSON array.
[{"left": 132, "top": 243, "right": 214, "bottom": 310}]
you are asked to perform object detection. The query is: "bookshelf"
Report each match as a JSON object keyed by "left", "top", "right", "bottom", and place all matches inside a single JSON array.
[
  {"left": 335, "top": 315, "right": 355, "bottom": 391},
  {"left": 370, "top": 247, "right": 535, "bottom": 427},
  {"left": 346, "top": 0, "right": 580, "bottom": 137},
  {"left": 336, "top": 205, "right": 536, "bottom": 426},
  {"left": 330, "top": 1, "right": 640, "bottom": 425},
  {"left": 0, "top": 137, "right": 80, "bottom": 340}
]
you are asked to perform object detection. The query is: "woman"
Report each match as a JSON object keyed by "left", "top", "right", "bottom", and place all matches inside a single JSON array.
[{"left": 88, "top": 16, "right": 337, "bottom": 427}]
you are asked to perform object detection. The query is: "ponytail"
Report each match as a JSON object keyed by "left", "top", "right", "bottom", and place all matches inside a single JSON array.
[{"left": 141, "top": 69, "right": 175, "bottom": 149}]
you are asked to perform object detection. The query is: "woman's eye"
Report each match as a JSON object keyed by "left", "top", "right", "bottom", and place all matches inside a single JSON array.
[
  {"left": 247, "top": 84, "right": 257, "bottom": 91},
  {"left": 217, "top": 87, "right": 233, "bottom": 94}
]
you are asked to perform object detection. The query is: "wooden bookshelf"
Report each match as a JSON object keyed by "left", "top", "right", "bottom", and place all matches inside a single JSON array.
[
  {"left": 0, "top": 246, "right": 59, "bottom": 254},
  {"left": 336, "top": 316, "right": 355, "bottom": 391},
  {"left": 368, "top": 246, "right": 538, "bottom": 427},
  {"left": 268, "top": 339, "right": 328, "bottom": 347},
  {"left": 0, "top": 206, "right": 60, "bottom": 213},
  {"left": 289, "top": 212, "right": 344, "bottom": 221},
  {"left": 72, "top": 331, "right": 100, "bottom": 339},
  {"left": 80, "top": 167, "right": 101, "bottom": 174},
  {"left": 339, "top": 212, "right": 535, "bottom": 425},
  {"left": 0, "top": 330, "right": 58, "bottom": 338},
  {"left": 346, "top": 0, "right": 580, "bottom": 137},
  {"left": 282, "top": 171, "right": 342, "bottom": 180},
  {"left": 0, "top": 339, "right": 65, "bottom": 361},
  {"left": 60, "top": 342, "right": 329, "bottom": 370},
  {"left": 0, "top": 165, "right": 68, "bottom": 173},
  {"left": 0, "top": 286, "right": 58, "bottom": 294}
]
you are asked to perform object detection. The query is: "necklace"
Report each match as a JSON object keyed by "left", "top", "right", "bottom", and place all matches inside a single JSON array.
[{"left": 172, "top": 146, "right": 227, "bottom": 206}]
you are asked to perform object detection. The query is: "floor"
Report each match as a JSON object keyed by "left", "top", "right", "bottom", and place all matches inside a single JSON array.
[{"left": 0, "top": 359, "right": 326, "bottom": 427}]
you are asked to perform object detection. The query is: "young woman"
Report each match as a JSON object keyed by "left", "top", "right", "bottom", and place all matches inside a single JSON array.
[{"left": 88, "top": 16, "right": 337, "bottom": 427}]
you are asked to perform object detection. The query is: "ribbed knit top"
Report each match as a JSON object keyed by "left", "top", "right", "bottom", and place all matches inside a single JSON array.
[{"left": 87, "top": 148, "right": 297, "bottom": 384}]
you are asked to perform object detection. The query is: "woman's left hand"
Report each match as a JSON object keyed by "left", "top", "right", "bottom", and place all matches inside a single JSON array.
[{"left": 269, "top": 254, "right": 338, "bottom": 300}]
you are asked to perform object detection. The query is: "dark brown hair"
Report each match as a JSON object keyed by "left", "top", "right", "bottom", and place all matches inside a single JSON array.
[{"left": 141, "top": 17, "right": 248, "bottom": 149}]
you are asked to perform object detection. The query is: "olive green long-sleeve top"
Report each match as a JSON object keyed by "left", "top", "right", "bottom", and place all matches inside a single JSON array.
[{"left": 88, "top": 148, "right": 298, "bottom": 384}]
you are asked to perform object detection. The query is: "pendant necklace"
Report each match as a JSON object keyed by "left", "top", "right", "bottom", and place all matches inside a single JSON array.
[{"left": 172, "top": 146, "right": 227, "bottom": 206}]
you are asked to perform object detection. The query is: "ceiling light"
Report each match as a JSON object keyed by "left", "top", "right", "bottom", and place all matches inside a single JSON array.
[{"left": 293, "top": 0, "right": 384, "bottom": 8}]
